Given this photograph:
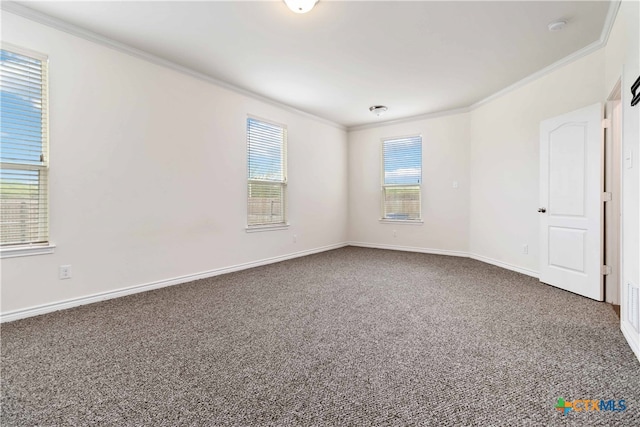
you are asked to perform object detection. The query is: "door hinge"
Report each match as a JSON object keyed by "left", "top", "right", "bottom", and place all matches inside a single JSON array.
[
  {"left": 601, "top": 265, "right": 612, "bottom": 275},
  {"left": 602, "top": 118, "right": 611, "bottom": 129},
  {"left": 602, "top": 192, "right": 612, "bottom": 202}
]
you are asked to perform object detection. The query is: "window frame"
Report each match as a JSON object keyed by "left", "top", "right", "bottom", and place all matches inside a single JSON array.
[
  {"left": 0, "top": 43, "right": 55, "bottom": 258},
  {"left": 245, "top": 115, "right": 289, "bottom": 232},
  {"left": 380, "top": 134, "right": 424, "bottom": 224}
]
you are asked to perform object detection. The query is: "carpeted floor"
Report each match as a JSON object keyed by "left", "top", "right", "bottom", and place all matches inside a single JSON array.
[{"left": 2, "top": 247, "right": 639, "bottom": 426}]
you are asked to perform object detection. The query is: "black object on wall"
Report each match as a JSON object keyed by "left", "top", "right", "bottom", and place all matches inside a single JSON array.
[{"left": 632, "top": 74, "right": 640, "bottom": 107}]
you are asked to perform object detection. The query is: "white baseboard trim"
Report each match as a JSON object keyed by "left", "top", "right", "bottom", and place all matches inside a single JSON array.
[
  {"left": 348, "top": 241, "right": 468, "bottom": 258},
  {"left": 0, "top": 242, "right": 541, "bottom": 323},
  {"left": 621, "top": 320, "right": 640, "bottom": 364},
  {"left": 468, "top": 253, "right": 539, "bottom": 278},
  {"left": 0, "top": 242, "right": 348, "bottom": 323},
  {"left": 347, "top": 242, "right": 539, "bottom": 278},
  {"left": 6, "top": 241, "right": 634, "bottom": 362}
]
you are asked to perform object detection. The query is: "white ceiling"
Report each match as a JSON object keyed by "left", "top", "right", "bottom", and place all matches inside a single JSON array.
[{"left": 12, "top": 1, "right": 611, "bottom": 127}]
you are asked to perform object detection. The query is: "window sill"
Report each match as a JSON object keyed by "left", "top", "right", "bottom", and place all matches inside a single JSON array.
[
  {"left": 379, "top": 219, "right": 424, "bottom": 225},
  {"left": 246, "top": 224, "right": 290, "bottom": 233},
  {"left": 1, "top": 243, "right": 56, "bottom": 259}
]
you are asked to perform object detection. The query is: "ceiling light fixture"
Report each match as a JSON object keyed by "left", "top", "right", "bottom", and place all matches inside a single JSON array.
[
  {"left": 369, "top": 105, "right": 388, "bottom": 117},
  {"left": 547, "top": 20, "right": 567, "bottom": 32},
  {"left": 284, "top": 0, "right": 319, "bottom": 14}
]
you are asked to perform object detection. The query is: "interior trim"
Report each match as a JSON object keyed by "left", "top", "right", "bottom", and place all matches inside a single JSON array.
[
  {"left": 0, "top": 2, "right": 346, "bottom": 132},
  {"left": 1, "top": 0, "right": 621, "bottom": 132},
  {"left": 599, "top": 0, "right": 623, "bottom": 47},
  {"left": 348, "top": 106, "right": 471, "bottom": 132},
  {"left": 469, "top": 0, "right": 621, "bottom": 111},
  {"left": 0, "top": 242, "right": 349, "bottom": 323},
  {"left": 348, "top": 241, "right": 468, "bottom": 258},
  {"left": 0, "top": 242, "right": 543, "bottom": 323},
  {"left": 349, "top": 241, "right": 539, "bottom": 278},
  {"left": 0, "top": 244, "right": 56, "bottom": 259},
  {"left": 621, "top": 320, "right": 640, "bottom": 363},
  {"left": 467, "top": 252, "right": 539, "bottom": 278}
]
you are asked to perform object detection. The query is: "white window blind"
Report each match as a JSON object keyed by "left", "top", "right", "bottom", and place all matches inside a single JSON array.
[
  {"left": 382, "top": 135, "right": 422, "bottom": 220},
  {"left": 247, "top": 117, "right": 287, "bottom": 227},
  {"left": 0, "top": 47, "right": 49, "bottom": 246}
]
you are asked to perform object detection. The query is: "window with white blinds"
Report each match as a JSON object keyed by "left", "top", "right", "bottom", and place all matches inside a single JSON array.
[
  {"left": 0, "top": 47, "right": 49, "bottom": 247},
  {"left": 247, "top": 117, "right": 287, "bottom": 227},
  {"left": 382, "top": 135, "right": 422, "bottom": 221}
]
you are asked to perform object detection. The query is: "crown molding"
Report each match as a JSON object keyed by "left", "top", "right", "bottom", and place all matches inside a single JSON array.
[
  {"left": 348, "top": 106, "right": 471, "bottom": 132},
  {"left": 468, "top": 39, "right": 604, "bottom": 110},
  {"left": 0, "top": 1, "right": 346, "bottom": 131},
  {"left": 348, "top": 0, "right": 622, "bottom": 131},
  {"left": 470, "top": 0, "right": 621, "bottom": 111},
  {"left": 2, "top": 0, "right": 622, "bottom": 133},
  {"left": 599, "top": 0, "right": 622, "bottom": 47}
]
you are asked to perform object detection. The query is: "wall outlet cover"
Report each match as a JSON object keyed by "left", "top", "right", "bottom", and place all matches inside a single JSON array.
[{"left": 59, "top": 265, "right": 72, "bottom": 280}]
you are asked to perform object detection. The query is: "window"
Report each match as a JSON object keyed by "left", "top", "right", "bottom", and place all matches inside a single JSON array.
[
  {"left": 382, "top": 135, "right": 422, "bottom": 221},
  {"left": 0, "top": 46, "right": 50, "bottom": 248},
  {"left": 247, "top": 117, "right": 287, "bottom": 228}
]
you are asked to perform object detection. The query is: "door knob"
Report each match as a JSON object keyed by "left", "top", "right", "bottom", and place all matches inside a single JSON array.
[{"left": 538, "top": 207, "right": 546, "bottom": 213}]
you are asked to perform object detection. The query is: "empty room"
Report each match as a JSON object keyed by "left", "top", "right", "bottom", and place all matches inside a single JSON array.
[{"left": 1, "top": 0, "right": 639, "bottom": 425}]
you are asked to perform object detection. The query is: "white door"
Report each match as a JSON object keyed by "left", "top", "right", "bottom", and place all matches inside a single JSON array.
[{"left": 539, "top": 103, "right": 603, "bottom": 301}]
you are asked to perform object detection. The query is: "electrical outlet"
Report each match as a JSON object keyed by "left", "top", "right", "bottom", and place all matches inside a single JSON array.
[
  {"left": 293, "top": 234, "right": 297, "bottom": 243},
  {"left": 452, "top": 180, "right": 459, "bottom": 189},
  {"left": 59, "top": 265, "right": 72, "bottom": 280},
  {"left": 522, "top": 244, "right": 528, "bottom": 255},
  {"left": 393, "top": 230, "right": 397, "bottom": 238}
]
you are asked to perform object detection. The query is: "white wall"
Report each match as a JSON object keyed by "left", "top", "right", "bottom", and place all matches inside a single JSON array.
[
  {"left": 0, "top": 12, "right": 349, "bottom": 315},
  {"left": 347, "top": 49, "right": 606, "bottom": 271},
  {"left": 345, "top": 3, "right": 639, "bottom": 359},
  {"left": 348, "top": 113, "right": 470, "bottom": 254},
  {"left": 605, "top": 0, "right": 640, "bottom": 358},
  {"left": 1, "top": 5, "right": 639, "bottom": 363},
  {"left": 468, "top": 50, "right": 605, "bottom": 274}
]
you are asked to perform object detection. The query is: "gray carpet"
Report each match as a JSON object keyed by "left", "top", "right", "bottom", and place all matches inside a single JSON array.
[{"left": 2, "top": 247, "right": 639, "bottom": 426}]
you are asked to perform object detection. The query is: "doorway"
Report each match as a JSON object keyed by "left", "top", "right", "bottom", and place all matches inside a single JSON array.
[{"left": 604, "top": 79, "right": 622, "bottom": 307}]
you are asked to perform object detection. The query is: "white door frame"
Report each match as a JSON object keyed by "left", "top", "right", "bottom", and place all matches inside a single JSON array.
[{"left": 605, "top": 79, "right": 622, "bottom": 305}]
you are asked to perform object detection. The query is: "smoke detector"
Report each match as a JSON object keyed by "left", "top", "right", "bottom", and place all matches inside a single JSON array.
[
  {"left": 548, "top": 20, "right": 567, "bottom": 32},
  {"left": 369, "top": 105, "right": 388, "bottom": 116}
]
